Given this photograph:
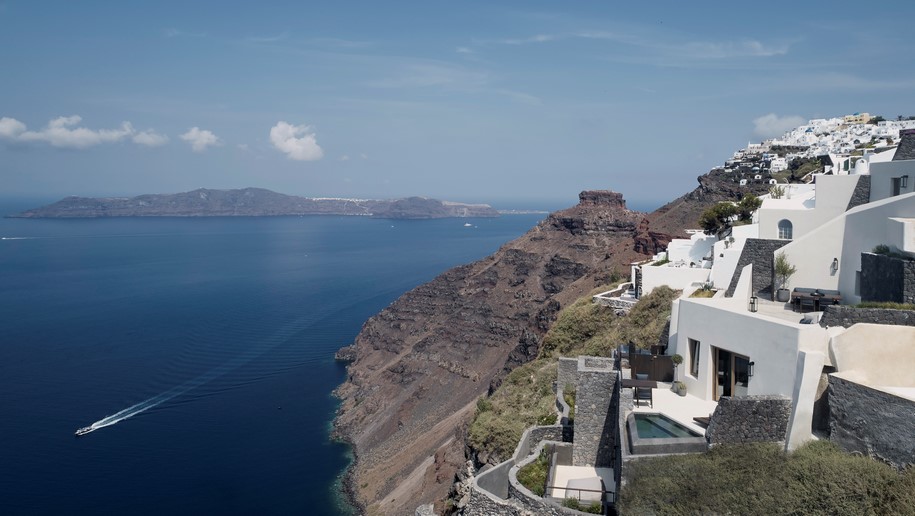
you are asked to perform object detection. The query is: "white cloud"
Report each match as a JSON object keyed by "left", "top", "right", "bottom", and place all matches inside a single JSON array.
[
  {"left": 753, "top": 113, "right": 807, "bottom": 138},
  {"left": 16, "top": 115, "right": 134, "bottom": 148},
  {"left": 0, "top": 117, "right": 26, "bottom": 138},
  {"left": 339, "top": 154, "right": 350, "bottom": 161},
  {"left": 133, "top": 129, "right": 169, "bottom": 147},
  {"left": 269, "top": 121, "right": 323, "bottom": 161},
  {"left": 456, "top": 46, "right": 473, "bottom": 54},
  {"left": 0, "top": 115, "right": 172, "bottom": 149},
  {"left": 180, "top": 127, "right": 221, "bottom": 152},
  {"left": 237, "top": 143, "right": 249, "bottom": 151}
]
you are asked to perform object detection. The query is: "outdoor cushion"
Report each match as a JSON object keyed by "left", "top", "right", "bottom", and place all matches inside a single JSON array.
[{"left": 793, "top": 287, "right": 817, "bottom": 294}]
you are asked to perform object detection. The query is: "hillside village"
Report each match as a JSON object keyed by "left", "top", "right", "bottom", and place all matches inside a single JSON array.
[{"left": 454, "top": 117, "right": 915, "bottom": 515}]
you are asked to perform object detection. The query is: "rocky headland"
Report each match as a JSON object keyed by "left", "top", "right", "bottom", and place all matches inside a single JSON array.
[
  {"left": 8, "top": 187, "right": 499, "bottom": 219},
  {"left": 333, "top": 169, "right": 769, "bottom": 515}
]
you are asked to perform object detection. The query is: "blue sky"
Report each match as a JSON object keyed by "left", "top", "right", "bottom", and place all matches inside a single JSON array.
[{"left": 2, "top": 1, "right": 914, "bottom": 210}]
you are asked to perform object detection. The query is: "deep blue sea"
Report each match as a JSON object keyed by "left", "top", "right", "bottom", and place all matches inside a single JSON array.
[{"left": 0, "top": 202, "right": 543, "bottom": 515}]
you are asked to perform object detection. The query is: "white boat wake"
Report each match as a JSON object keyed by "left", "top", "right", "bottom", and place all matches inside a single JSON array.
[{"left": 75, "top": 304, "right": 341, "bottom": 437}]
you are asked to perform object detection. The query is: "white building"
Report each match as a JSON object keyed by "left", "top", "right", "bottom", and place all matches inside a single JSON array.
[{"left": 665, "top": 149, "right": 915, "bottom": 451}]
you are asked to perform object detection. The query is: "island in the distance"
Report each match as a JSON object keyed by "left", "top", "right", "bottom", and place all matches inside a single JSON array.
[{"left": 8, "top": 187, "right": 500, "bottom": 219}]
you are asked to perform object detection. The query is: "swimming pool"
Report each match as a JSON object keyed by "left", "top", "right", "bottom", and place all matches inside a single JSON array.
[
  {"left": 627, "top": 413, "right": 706, "bottom": 455},
  {"left": 633, "top": 413, "right": 701, "bottom": 438}
]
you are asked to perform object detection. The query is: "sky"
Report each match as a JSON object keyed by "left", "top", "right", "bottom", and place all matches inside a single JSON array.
[{"left": 2, "top": 1, "right": 915, "bottom": 210}]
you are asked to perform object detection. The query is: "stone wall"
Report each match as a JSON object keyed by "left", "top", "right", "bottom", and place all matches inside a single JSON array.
[
  {"left": 860, "top": 252, "right": 915, "bottom": 304},
  {"left": 705, "top": 395, "right": 791, "bottom": 445},
  {"left": 557, "top": 357, "right": 578, "bottom": 393},
  {"left": 572, "top": 357, "right": 618, "bottom": 467},
  {"left": 829, "top": 375, "right": 915, "bottom": 470},
  {"left": 592, "top": 295, "right": 637, "bottom": 311},
  {"left": 845, "top": 175, "right": 872, "bottom": 211},
  {"left": 724, "top": 239, "right": 787, "bottom": 299},
  {"left": 819, "top": 305, "right": 915, "bottom": 328}
]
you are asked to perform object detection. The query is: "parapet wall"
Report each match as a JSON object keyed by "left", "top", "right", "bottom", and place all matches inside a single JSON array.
[
  {"left": 705, "top": 395, "right": 791, "bottom": 445},
  {"left": 828, "top": 374, "right": 915, "bottom": 470},
  {"left": 820, "top": 305, "right": 915, "bottom": 328},
  {"left": 860, "top": 252, "right": 915, "bottom": 305},
  {"left": 724, "top": 239, "right": 786, "bottom": 299},
  {"left": 572, "top": 356, "right": 618, "bottom": 467}
]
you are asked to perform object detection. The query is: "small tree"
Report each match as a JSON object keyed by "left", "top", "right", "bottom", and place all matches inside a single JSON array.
[
  {"left": 671, "top": 354, "right": 683, "bottom": 382},
  {"left": 774, "top": 252, "right": 797, "bottom": 291},
  {"left": 737, "top": 194, "right": 762, "bottom": 222},
  {"left": 699, "top": 202, "right": 739, "bottom": 235},
  {"left": 769, "top": 185, "right": 786, "bottom": 199}
]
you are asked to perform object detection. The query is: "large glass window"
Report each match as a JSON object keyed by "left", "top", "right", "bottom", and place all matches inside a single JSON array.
[
  {"left": 778, "top": 219, "right": 793, "bottom": 240},
  {"left": 688, "top": 338, "right": 700, "bottom": 377}
]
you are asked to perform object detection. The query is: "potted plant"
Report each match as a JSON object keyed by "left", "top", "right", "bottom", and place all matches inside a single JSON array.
[
  {"left": 671, "top": 354, "right": 683, "bottom": 385},
  {"left": 774, "top": 251, "right": 797, "bottom": 302},
  {"left": 675, "top": 381, "right": 687, "bottom": 397}
]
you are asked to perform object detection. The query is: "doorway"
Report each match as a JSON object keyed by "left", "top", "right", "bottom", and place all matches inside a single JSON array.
[{"left": 713, "top": 348, "right": 751, "bottom": 400}]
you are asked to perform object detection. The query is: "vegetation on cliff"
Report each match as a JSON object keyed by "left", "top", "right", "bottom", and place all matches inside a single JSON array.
[
  {"left": 467, "top": 286, "right": 678, "bottom": 463},
  {"left": 619, "top": 441, "right": 915, "bottom": 515}
]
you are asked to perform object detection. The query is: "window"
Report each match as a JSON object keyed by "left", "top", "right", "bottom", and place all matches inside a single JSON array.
[
  {"left": 689, "top": 338, "right": 700, "bottom": 377},
  {"left": 892, "top": 177, "right": 902, "bottom": 197},
  {"left": 778, "top": 219, "right": 793, "bottom": 240},
  {"left": 855, "top": 271, "right": 861, "bottom": 296}
]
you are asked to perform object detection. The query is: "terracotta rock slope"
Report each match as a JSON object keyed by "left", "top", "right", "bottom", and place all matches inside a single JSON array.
[
  {"left": 333, "top": 190, "right": 668, "bottom": 514},
  {"left": 333, "top": 168, "right": 755, "bottom": 514}
]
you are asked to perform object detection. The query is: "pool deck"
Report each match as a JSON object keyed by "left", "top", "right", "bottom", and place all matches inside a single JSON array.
[{"left": 631, "top": 382, "right": 718, "bottom": 436}]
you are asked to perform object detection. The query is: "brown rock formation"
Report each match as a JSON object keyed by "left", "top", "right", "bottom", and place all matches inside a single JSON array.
[{"left": 334, "top": 173, "right": 754, "bottom": 514}]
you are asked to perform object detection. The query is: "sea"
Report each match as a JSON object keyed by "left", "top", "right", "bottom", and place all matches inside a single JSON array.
[{"left": 0, "top": 200, "right": 544, "bottom": 515}]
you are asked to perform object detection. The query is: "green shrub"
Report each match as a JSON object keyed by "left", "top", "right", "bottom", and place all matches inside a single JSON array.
[
  {"left": 561, "top": 497, "right": 602, "bottom": 514},
  {"left": 873, "top": 244, "right": 891, "bottom": 255},
  {"left": 469, "top": 286, "right": 678, "bottom": 462},
  {"left": 651, "top": 258, "right": 670, "bottom": 266},
  {"left": 689, "top": 288, "right": 715, "bottom": 298},
  {"left": 619, "top": 441, "right": 915, "bottom": 515},
  {"left": 466, "top": 359, "right": 558, "bottom": 462},
  {"left": 856, "top": 301, "right": 915, "bottom": 311},
  {"left": 563, "top": 387, "right": 576, "bottom": 424},
  {"left": 516, "top": 449, "right": 549, "bottom": 497}
]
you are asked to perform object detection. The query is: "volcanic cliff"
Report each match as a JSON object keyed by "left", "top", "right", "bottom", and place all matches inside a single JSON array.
[{"left": 334, "top": 173, "right": 764, "bottom": 515}]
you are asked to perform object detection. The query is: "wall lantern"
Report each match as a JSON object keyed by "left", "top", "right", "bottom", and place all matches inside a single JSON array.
[
  {"left": 902, "top": 175, "right": 909, "bottom": 188},
  {"left": 748, "top": 296, "right": 759, "bottom": 313},
  {"left": 748, "top": 361, "right": 755, "bottom": 377},
  {"left": 831, "top": 257, "right": 839, "bottom": 273}
]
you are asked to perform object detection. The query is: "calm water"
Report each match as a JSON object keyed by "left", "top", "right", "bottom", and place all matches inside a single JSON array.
[{"left": 0, "top": 206, "right": 542, "bottom": 515}]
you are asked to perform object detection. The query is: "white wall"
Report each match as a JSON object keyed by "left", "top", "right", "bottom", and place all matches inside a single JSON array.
[
  {"left": 887, "top": 217, "right": 915, "bottom": 255},
  {"left": 671, "top": 298, "right": 828, "bottom": 402},
  {"left": 778, "top": 191, "right": 915, "bottom": 304},
  {"left": 870, "top": 160, "right": 915, "bottom": 202},
  {"left": 758, "top": 175, "right": 859, "bottom": 240},
  {"left": 710, "top": 224, "right": 758, "bottom": 289},
  {"left": 667, "top": 233, "right": 716, "bottom": 265},
  {"left": 641, "top": 265, "right": 711, "bottom": 296},
  {"left": 829, "top": 324, "right": 915, "bottom": 387}
]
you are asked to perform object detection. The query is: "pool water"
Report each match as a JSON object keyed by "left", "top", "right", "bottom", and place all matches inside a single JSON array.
[{"left": 634, "top": 413, "right": 700, "bottom": 439}]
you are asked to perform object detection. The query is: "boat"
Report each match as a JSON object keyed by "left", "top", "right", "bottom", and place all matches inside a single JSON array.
[
  {"left": 75, "top": 426, "right": 93, "bottom": 436},
  {"left": 464, "top": 223, "right": 472, "bottom": 227}
]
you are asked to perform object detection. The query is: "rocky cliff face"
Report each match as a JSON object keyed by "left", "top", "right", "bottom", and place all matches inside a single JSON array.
[
  {"left": 9, "top": 188, "right": 499, "bottom": 219},
  {"left": 333, "top": 190, "right": 666, "bottom": 514},
  {"left": 334, "top": 171, "right": 751, "bottom": 515},
  {"left": 647, "top": 168, "right": 771, "bottom": 237}
]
